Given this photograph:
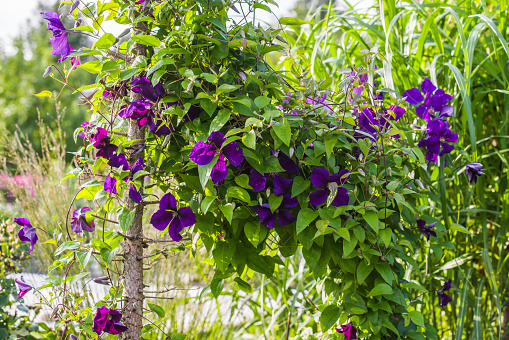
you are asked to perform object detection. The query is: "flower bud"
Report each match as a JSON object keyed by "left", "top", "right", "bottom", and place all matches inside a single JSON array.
[{"left": 43, "top": 66, "right": 52, "bottom": 78}]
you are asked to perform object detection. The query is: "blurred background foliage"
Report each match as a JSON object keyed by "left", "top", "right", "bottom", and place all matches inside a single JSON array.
[{"left": 2, "top": 0, "right": 509, "bottom": 339}]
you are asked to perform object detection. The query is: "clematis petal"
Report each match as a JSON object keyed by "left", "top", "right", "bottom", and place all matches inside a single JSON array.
[
  {"left": 403, "top": 88, "right": 424, "bottom": 105},
  {"left": 159, "top": 192, "right": 178, "bottom": 211},
  {"left": 92, "top": 306, "right": 110, "bottom": 335},
  {"left": 108, "top": 153, "right": 130, "bottom": 170},
  {"left": 15, "top": 218, "right": 38, "bottom": 253},
  {"left": 150, "top": 210, "right": 173, "bottom": 231},
  {"left": 210, "top": 156, "right": 228, "bottom": 183},
  {"left": 168, "top": 217, "right": 183, "bottom": 242},
  {"left": 310, "top": 168, "right": 331, "bottom": 189},
  {"left": 188, "top": 141, "right": 217, "bottom": 165},
  {"left": 15, "top": 276, "right": 32, "bottom": 300},
  {"left": 104, "top": 173, "right": 118, "bottom": 194},
  {"left": 207, "top": 131, "right": 226, "bottom": 149},
  {"left": 252, "top": 205, "right": 276, "bottom": 229},
  {"left": 278, "top": 152, "right": 299, "bottom": 174},
  {"left": 331, "top": 187, "right": 349, "bottom": 207},
  {"left": 273, "top": 174, "right": 293, "bottom": 196},
  {"left": 309, "top": 189, "right": 329, "bottom": 206},
  {"left": 222, "top": 141, "right": 245, "bottom": 167},
  {"left": 420, "top": 77, "right": 437, "bottom": 94},
  {"left": 177, "top": 207, "right": 197, "bottom": 229},
  {"left": 280, "top": 194, "right": 299, "bottom": 209},
  {"left": 129, "top": 184, "right": 142, "bottom": 204},
  {"left": 440, "top": 142, "right": 455, "bottom": 156},
  {"left": 277, "top": 210, "right": 296, "bottom": 226},
  {"left": 249, "top": 169, "right": 267, "bottom": 192},
  {"left": 131, "top": 157, "right": 145, "bottom": 174}
]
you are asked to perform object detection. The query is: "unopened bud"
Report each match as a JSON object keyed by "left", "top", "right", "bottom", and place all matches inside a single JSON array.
[
  {"left": 93, "top": 276, "right": 110, "bottom": 285},
  {"left": 43, "top": 66, "right": 52, "bottom": 78},
  {"left": 70, "top": 0, "right": 80, "bottom": 14}
]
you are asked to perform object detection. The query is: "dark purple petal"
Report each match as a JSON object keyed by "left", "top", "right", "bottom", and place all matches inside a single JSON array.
[
  {"left": 96, "top": 143, "right": 118, "bottom": 160},
  {"left": 108, "top": 153, "right": 130, "bottom": 170},
  {"left": 403, "top": 88, "right": 424, "bottom": 105},
  {"left": 131, "top": 157, "right": 145, "bottom": 174},
  {"left": 189, "top": 141, "right": 217, "bottom": 165},
  {"left": 273, "top": 174, "right": 293, "bottom": 196},
  {"left": 150, "top": 210, "right": 173, "bottom": 231},
  {"left": 102, "top": 309, "right": 128, "bottom": 335},
  {"left": 416, "top": 104, "right": 431, "bottom": 122},
  {"left": 310, "top": 168, "right": 330, "bottom": 189},
  {"left": 280, "top": 194, "right": 299, "bottom": 209},
  {"left": 210, "top": 156, "right": 228, "bottom": 183},
  {"left": 41, "top": 12, "right": 72, "bottom": 60},
  {"left": 222, "top": 141, "right": 244, "bottom": 167},
  {"left": 440, "top": 142, "right": 455, "bottom": 156},
  {"left": 159, "top": 192, "right": 178, "bottom": 211},
  {"left": 252, "top": 205, "right": 276, "bottom": 229},
  {"left": 439, "top": 105, "right": 454, "bottom": 118},
  {"left": 331, "top": 187, "right": 349, "bottom": 207},
  {"left": 278, "top": 152, "right": 299, "bottom": 174},
  {"left": 421, "top": 77, "right": 437, "bottom": 94},
  {"left": 309, "top": 189, "right": 328, "bottom": 206},
  {"left": 331, "top": 169, "right": 350, "bottom": 185},
  {"left": 131, "top": 77, "right": 161, "bottom": 102},
  {"left": 249, "top": 169, "right": 267, "bottom": 192},
  {"left": 277, "top": 210, "right": 296, "bottom": 226},
  {"left": 177, "top": 207, "right": 197, "bottom": 229},
  {"left": 416, "top": 219, "right": 437, "bottom": 241},
  {"left": 207, "top": 131, "right": 226, "bottom": 149},
  {"left": 15, "top": 276, "right": 32, "bottom": 300},
  {"left": 438, "top": 291, "right": 453, "bottom": 307},
  {"left": 168, "top": 217, "right": 184, "bottom": 242},
  {"left": 129, "top": 184, "right": 142, "bottom": 204},
  {"left": 104, "top": 173, "right": 117, "bottom": 194}
]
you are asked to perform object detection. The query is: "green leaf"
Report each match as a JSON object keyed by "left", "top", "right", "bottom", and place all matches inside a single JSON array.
[
  {"left": 234, "top": 174, "right": 252, "bottom": 189},
  {"left": 217, "top": 84, "right": 240, "bottom": 95},
  {"left": 279, "top": 17, "right": 313, "bottom": 25},
  {"left": 409, "top": 310, "right": 425, "bottom": 328},
  {"left": 68, "top": 272, "right": 89, "bottom": 287},
  {"left": 375, "top": 263, "right": 393, "bottom": 285},
  {"left": 212, "top": 241, "right": 236, "bottom": 272},
  {"left": 209, "top": 109, "right": 231, "bottom": 133},
  {"left": 272, "top": 118, "right": 291, "bottom": 146},
  {"left": 219, "top": 204, "right": 233, "bottom": 224},
  {"left": 296, "top": 208, "right": 319, "bottom": 234},
  {"left": 94, "top": 33, "right": 115, "bottom": 49},
  {"left": 77, "top": 249, "right": 93, "bottom": 270},
  {"left": 363, "top": 210, "right": 379, "bottom": 234},
  {"left": 210, "top": 278, "right": 224, "bottom": 298},
  {"left": 335, "top": 228, "right": 350, "bottom": 241},
  {"left": 198, "top": 155, "right": 218, "bottom": 189},
  {"left": 234, "top": 277, "right": 253, "bottom": 294},
  {"left": 34, "top": 90, "right": 52, "bottom": 98},
  {"left": 54, "top": 241, "right": 80, "bottom": 256},
  {"left": 292, "top": 176, "right": 310, "bottom": 197},
  {"left": 357, "top": 260, "right": 373, "bottom": 284},
  {"left": 148, "top": 303, "right": 166, "bottom": 318},
  {"left": 254, "top": 96, "right": 271, "bottom": 109},
  {"left": 132, "top": 35, "right": 161, "bottom": 47},
  {"left": 119, "top": 208, "right": 136, "bottom": 234},
  {"left": 242, "top": 129, "right": 256, "bottom": 149},
  {"left": 367, "top": 283, "right": 393, "bottom": 297},
  {"left": 268, "top": 194, "right": 284, "bottom": 213},
  {"left": 379, "top": 228, "right": 392, "bottom": 247},
  {"left": 226, "top": 186, "right": 251, "bottom": 203},
  {"left": 244, "top": 222, "right": 265, "bottom": 247},
  {"left": 319, "top": 305, "right": 340, "bottom": 331},
  {"left": 325, "top": 136, "right": 337, "bottom": 158},
  {"left": 451, "top": 223, "right": 473, "bottom": 236},
  {"left": 201, "top": 196, "right": 216, "bottom": 214}
]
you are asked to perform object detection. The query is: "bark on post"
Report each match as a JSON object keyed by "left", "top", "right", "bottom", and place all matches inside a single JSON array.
[{"left": 119, "top": 15, "right": 148, "bottom": 340}]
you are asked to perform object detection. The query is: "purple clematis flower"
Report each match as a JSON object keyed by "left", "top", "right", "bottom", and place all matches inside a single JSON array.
[
  {"left": 15, "top": 276, "right": 32, "bottom": 300},
  {"left": 247, "top": 170, "right": 293, "bottom": 196},
  {"left": 437, "top": 279, "right": 453, "bottom": 308},
  {"left": 188, "top": 131, "right": 245, "bottom": 183},
  {"left": 336, "top": 324, "right": 357, "bottom": 340},
  {"left": 252, "top": 194, "right": 298, "bottom": 229},
  {"left": 104, "top": 173, "right": 117, "bottom": 194},
  {"left": 306, "top": 94, "right": 334, "bottom": 114},
  {"left": 131, "top": 156, "right": 145, "bottom": 175},
  {"left": 41, "top": 12, "right": 72, "bottom": 62},
  {"left": 131, "top": 77, "right": 165, "bottom": 102},
  {"left": 403, "top": 77, "right": 453, "bottom": 122},
  {"left": 91, "top": 128, "right": 118, "bottom": 160},
  {"left": 466, "top": 162, "right": 485, "bottom": 184},
  {"left": 78, "top": 121, "right": 95, "bottom": 138},
  {"left": 418, "top": 119, "right": 458, "bottom": 163},
  {"left": 416, "top": 219, "right": 437, "bottom": 241},
  {"left": 71, "top": 207, "right": 95, "bottom": 233},
  {"left": 309, "top": 168, "right": 350, "bottom": 207},
  {"left": 69, "top": 335, "right": 79, "bottom": 340},
  {"left": 249, "top": 169, "right": 267, "bottom": 192},
  {"left": 121, "top": 99, "right": 155, "bottom": 129},
  {"left": 150, "top": 192, "right": 196, "bottom": 242},
  {"left": 92, "top": 306, "right": 128, "bottom": 335},
  {"left": 14, "top": 218, "right": 38, "bottom": 253}
]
